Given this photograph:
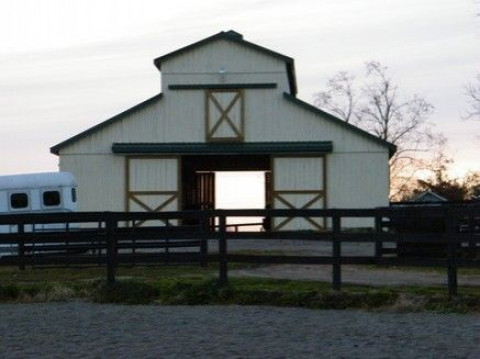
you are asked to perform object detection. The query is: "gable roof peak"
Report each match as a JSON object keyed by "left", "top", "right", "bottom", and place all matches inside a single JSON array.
[
  {"left": 223, "top": 30, "right": 243, "bottom": 40},
  {"left": 153, "top": 30, "right": 297, "bottom": 95}
]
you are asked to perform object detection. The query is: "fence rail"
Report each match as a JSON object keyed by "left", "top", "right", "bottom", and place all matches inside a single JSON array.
[{"left": 0, "top": 204, "right": 479, "bottom": 298}]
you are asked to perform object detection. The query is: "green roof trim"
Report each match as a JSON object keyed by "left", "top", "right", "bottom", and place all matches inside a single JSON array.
[
  {"left": 154, "top": 30, "right": 297, "bottom": 95},
  {"left": 282, "top": 93, "right": 397, "bottom": 157},
  {"left": 111, "top": 142, "right": 333, "bottom": 155},
  {"left": 50, "top": 94, "right": 163, "bottom": 155},
  {"left": 169, "top": 83, "right": 277, "bottom": 90}
]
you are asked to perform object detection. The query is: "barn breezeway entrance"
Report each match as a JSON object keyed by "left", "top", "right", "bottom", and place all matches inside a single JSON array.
[
  {"left": 215, "top": 171, "right": 266, "bottom": 232},
  {"left": 121, "top": 143, "right": 328, "bottom": 231},
  {"left": 181, "top": 155, "right": 270, "bottom": 232}
]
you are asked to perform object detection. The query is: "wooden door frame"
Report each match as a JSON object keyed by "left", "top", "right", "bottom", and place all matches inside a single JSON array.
[
  {"left": 205, "top": 89, "right": 245, "bottom": 142},
  {"left": 124, "top": 156, "right": 181, "bottom": 225},
  {"left": 270, "top": 154, "right": 328, "bottom": 231}
]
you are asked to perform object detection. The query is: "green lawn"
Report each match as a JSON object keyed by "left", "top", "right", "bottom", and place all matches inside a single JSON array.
[{"left": 0, "top": 264, "right": 479, "bottom": 313}]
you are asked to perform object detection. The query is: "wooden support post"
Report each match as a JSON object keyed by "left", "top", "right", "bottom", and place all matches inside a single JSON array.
[
  {"left": 105, "top": 213, "right": 116, "bottom": 285},
  {"left": 218, "top": 212, "right": 228, "bottom": 286},
  {"left": 468, "top": 213, "right": 475, "bottom": 254},
  {"left": 18, "top": 223, "right": 25, "bottom": 271},
  {"left": 332, "top": 214, "right": 341, "bottom": 291},
  {"left": 65, "top": 221, "right": 70, "bottom": 268},
  {"left": 374, "top": 213, "right": 383, "bottom": 263},
  {"left": 446, "top": 208, "right": 458, "bottom": 299},
  {"left": 199, "top": 211, "right": 209, "bottom": 267},
  {"left": 165, "top": 237, "right": 170, "bottom": 266}
]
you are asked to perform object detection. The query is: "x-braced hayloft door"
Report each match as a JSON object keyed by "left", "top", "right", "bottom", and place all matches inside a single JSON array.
[
  {"left": 126, "top": 157, "right": 179, "bottom": 227},
  {"left": 272, "top": 156, "right": 326, "bottom": 231},
  {"left": 206, "top": 89, "right": 244, "bottom": 142}
]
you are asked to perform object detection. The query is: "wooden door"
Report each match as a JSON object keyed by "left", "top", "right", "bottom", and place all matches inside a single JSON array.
[
  {"left": 272, "top": 156, "right": 325, "bottom": 231},
  {"left": 196, "top": 172, "right": 215, "bottom": 210},
  {"left": 126, "top": 157, "right": 179, "bottom": 227}
]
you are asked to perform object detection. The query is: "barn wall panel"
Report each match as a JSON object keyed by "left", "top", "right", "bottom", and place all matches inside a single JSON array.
[
  {"left": 327, "top": 152, "right": 389, "bottom": 227},
  {"left": 59, "top": 86, "right": 389, "bottom": 157},
  {"left": 59, "top": 155, "right": 124, "bottom": 212},
  {"left": 128, "top": 158, "right": 178, "bottom": 192},
  {"left": 272, "top": 156, "right": 325, "bottom": 231},
  {"left": 243, "top": 91, "right": 387, "bottom": 153},
  {"left": 161, "top": 40, "right": 290, "bottom": 93},
  {"left": 61, "top": 100, "right": 161, "bottom": 155},
  {"left": 327, "top": 152, "right": 389, "bottom": 209}
]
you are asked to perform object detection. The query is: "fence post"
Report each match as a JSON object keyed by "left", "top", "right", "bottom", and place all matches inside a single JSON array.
[
  {"left": 105, "top": 213, "right": 116, "bottom": 285},
  {"left": 18, "top": 223, "right": 25, "bottom": 271},
  {"left": 332, "top": 213, "right": 341, "bottom": 291},
  {"left": 218, "top": 212, "right": 228, "bottom": 286},
  {"left": 199, "top": 210, "right": 209, "bottom": 267},
  {"left": 374, "top": 213, "right": 383, "bottom": 262},
  {"left": 446, "top": 207, "right": 458, "bottom": 299}
]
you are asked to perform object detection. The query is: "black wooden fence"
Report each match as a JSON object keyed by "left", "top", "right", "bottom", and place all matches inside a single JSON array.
[{"left": 0, "top": 204, "right": 479, "bottom": 298}]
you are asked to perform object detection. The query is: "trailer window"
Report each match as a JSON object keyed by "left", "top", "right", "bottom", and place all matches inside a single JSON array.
[
  {"left": 10, "top": 193, "right": 29, "bottom": 209},
  {"left": 43, "top": 191, "right": 61, "bottom": 207},
  {"left": 71, "top": 188, "right": 77, "bottom": 203}
]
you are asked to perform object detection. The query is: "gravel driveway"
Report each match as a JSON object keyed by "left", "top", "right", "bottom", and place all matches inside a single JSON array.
[
  {"left": 1, "top": 302, "right": 480, "bottom": 358},
  {"left": 212, "top": 239, "right": 480, "bottom": 287}
]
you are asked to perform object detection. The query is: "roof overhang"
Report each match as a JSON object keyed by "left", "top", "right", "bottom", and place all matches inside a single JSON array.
[
  {"left": 282, "top": 93, "right": 397, "bottom": 158},
  {"left": 112, "top": 142, "right": 333, "bottom": 156},
  {"left": 50, "top": 94, "right": 163, "bottom": 155}
]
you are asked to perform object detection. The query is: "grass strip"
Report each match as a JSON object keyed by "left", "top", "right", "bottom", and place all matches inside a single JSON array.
[{"left": 0, "top": 266, "right": 479, "bottom": 312}]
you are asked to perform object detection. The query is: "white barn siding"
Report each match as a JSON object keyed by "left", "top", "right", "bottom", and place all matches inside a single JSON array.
[
  {"left": 53, "top": 31, "right": 393, "bottom": 221},
  {"left": 272, "top": 157, "right": 325, "bottom": 231},
  {"left": 327, "top": 153, "right": 390, "bottom": 209},
  {"left": 128, "top": 158, "right": 178, "bottom": 192},
  {"left": 61, "top": 99, "right": 161, "bottom": 155},
  {"left": 127, "top": 157, "right": 179, "bottom": 225},
  {"left": 161, "top": 40, "right": 290, "bottom": 93},
  {"left": 273, "top": 157, "right": 324, "bottom": 190},
  {"left": 243, "top": 91, "right": 385, "bottom": 153},
  {"left": 58, "top": 87, "right": 390, "bottom": 214},
  {"left": 60, "top": 89, "right": 387, "bottom": 155},
  {"left": 60, "top": 155, "right": 124, "bottom": 212},
  {"left": 327, "top": 152, "right": 389, "bottom": 228}
]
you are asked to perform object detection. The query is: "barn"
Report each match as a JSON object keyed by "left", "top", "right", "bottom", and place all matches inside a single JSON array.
[{"left": 50, "top": 30, "right": 395, "bottom": 230}]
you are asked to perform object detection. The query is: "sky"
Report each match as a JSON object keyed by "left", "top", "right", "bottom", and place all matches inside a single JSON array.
[{"left": 1, "top": 0, "right": 479, "bottom": 178}]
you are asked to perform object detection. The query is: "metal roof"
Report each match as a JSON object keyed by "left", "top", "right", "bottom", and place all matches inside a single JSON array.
[{"left": 410, "top": 190, "right": 448, "bottom": 202}]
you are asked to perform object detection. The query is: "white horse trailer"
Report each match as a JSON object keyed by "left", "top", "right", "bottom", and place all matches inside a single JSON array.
[{"left": 0, "top": 172, "right": 78, "bottom": 256}]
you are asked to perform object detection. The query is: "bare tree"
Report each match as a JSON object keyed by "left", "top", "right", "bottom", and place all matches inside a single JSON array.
[
  {"left": 464, "top": 73, "right": 480, "bottom": 120},
  {"left": 398, "top": 134, "right": 480, "bottom": 201},
  {"left": 464, "top": 171, "right": 480, "bottom": 200},
  {"left": 314, "top": 71, "right": 357, "bottom": 123},
  {"left": 314, "top": 61, "right": 435, "bottom": 199}
]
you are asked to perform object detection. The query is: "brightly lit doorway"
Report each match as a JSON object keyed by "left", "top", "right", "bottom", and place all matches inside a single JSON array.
[
  {"left": 181, "top": 155, "right": 270, "bottom": 232},
  {"left": 215, "top": 171, "right": 266, "bottom": 232}
]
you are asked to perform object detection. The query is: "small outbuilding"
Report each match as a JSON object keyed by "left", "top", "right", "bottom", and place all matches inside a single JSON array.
[
  {"left": 409, "top": 191, "right": 448, "bottom": 203},
  {"left": 51, "top": 30, "right": 395, "bottom": 230}
]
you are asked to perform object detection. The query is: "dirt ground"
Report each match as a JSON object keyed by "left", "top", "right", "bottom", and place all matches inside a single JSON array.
[
  {"left": 229, "top": 264, "right": 480, "bottom": 286},
  {"left": 208, "top": 239, "right": 480, "bottom": 287}
]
